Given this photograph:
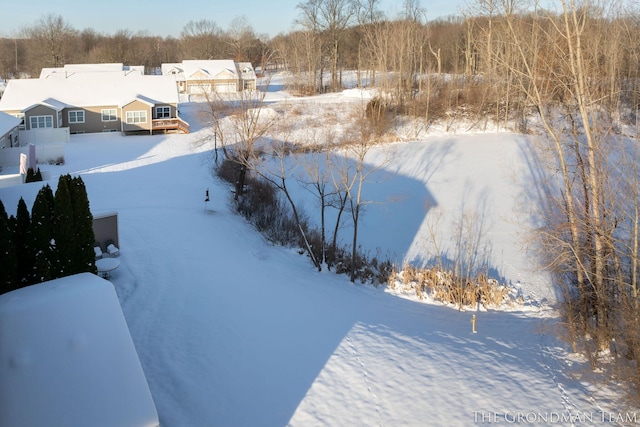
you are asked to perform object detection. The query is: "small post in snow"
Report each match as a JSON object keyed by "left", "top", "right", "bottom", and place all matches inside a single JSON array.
[
  {"left": 471, "top": 314, "right": 477, "bottom": 334},
  {"left": 204, "top": 188, "right": 210, "bottom": 211}
]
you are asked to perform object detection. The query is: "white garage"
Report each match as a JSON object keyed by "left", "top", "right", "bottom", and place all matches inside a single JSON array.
[
  {"left": 188, "top": 83, "right": 212, "bottom": 94},
  {"left": 213, "top": 82, "right": 238, "bottom": 93}
]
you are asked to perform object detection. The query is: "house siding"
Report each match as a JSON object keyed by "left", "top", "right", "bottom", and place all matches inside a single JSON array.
[
  {"left": 0, "top": 127, "right": 19, "bottom": 148},
  {"left": 62, "top": 105, "right": 121, "bottom": 133},
  {"left": 24, "top": 105, "right": 59, "bottom": 130},
  {"left": 121, "top": 100, "right": 152, "bottom": 133}
]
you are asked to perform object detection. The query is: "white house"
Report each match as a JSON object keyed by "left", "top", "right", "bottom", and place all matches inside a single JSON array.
[
  {"left": 162, "top": 60, "right": 257, "bottom": 94},
  {"left": 237, "top": 62, "right": 258, "bottom": 90}
]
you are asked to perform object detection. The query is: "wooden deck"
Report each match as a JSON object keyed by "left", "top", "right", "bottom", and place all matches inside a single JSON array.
[{"left": 152, "top": 118, "right": 190, "bottom": 134}]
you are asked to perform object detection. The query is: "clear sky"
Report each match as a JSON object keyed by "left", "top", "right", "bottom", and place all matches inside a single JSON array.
[{"left": 0, "top": 0, "right": 464, "bottom": 39}]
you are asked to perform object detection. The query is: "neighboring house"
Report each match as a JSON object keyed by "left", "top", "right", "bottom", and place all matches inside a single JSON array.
[
  {"left": 237, "top": 62, "right": 257, "bottom": 91},
  {"left": 0, "top": 71, "right": 188, "bottom": 135},
  {"left": 161, "top": 60, "right": 256, "bottom": 94},
  {"left": 39, "top": 63, "right": 145, "bottom": 79},
  {"left": 0, "top": 111, "right": 20, "bottom": 148},
  {"left": 0, "top": 77, "right": 6, "bottom": 99}
]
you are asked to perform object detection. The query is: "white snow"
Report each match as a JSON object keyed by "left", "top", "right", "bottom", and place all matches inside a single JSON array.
[
  {"left": 0, "top": 273, "right": 158, "bottom": 427},
  {"left": 0, "top": 110, "right": 20, "bottom": 135},
  {"left": 0, "top": 73, "right": 635, "bottom": 426}
]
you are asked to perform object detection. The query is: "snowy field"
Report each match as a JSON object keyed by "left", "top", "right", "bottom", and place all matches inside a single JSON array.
[{"left": 0, "top": 76, "right": 635, "bottom": 426}]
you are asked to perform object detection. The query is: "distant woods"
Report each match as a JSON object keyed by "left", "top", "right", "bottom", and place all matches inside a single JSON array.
[{"left": 0, "top": 13, "right": 271, "bottom": 77}]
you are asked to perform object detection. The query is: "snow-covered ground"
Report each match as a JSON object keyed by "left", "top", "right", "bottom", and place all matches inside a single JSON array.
[{"left": 0, "top": 75, "right": 635, "bottom": 426}]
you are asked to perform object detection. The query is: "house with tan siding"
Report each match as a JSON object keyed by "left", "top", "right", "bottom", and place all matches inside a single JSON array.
[
  {"left": 161, "top": 60, "right": 256, "bottom": 94},
  {"left": 0, "top": 70, "right": 188, "bottom": 136}
]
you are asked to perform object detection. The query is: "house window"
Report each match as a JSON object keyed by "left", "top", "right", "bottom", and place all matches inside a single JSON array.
[
  {"left": 68, "top": 110, "right": 85, "bottom": 123},
  {"left": 101, "top": 109, "right": 117, "bottom": 122},
  {"left": 30, "top": 115, "right": 54, "bottom": 129},
  {"left": 156, "top": 106, "right": 171, "bottom": 118},
  {"left": 125, "top": 111, "right": 147, "bottom": 124}
]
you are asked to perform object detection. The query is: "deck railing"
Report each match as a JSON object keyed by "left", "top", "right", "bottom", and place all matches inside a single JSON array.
[{"left": 152, "top": 118, "right": 190, "bottom": 134}]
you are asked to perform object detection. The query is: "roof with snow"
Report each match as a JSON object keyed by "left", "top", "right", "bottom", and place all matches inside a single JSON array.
[
  {"left": 40, "top": 63, "right": 145, "bottom": 79},
  {"left": 0, "top": 72, "right": 179, "bottom": 112},
  {"left": 237, "top": 62, "right": 256, "bottom": 80},
  {"left": 162, "top": 60, "right": 240, "bottom": 82},
  {"left": 0, "top": 273, "right": 159, "bottom": 427},
  {"left": 0, "top": 111, "right": 20, "bottom": 134},
  {"left": 161, "top": 62, "right": 183, "bottom": 76}
]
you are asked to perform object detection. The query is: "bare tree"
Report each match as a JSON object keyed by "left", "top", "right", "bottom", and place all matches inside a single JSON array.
[
  {"left": 353, "top": 0, "right": 380, "bottom": 86},
  {"left": 23, "top": 14, "right": 77, "bottom": 71},
  {"left": 297, "top": 0, "right": 357, "bottom": 91},
  {"left": 450, "top": 196, "right": 491, "bottom": 309},
  {"left": 254, "top": 135, "right": 323, "bottom": 271},
  {"left": 295, "top": 0, "right": 327, "bottom": 92},
  {"left": 202, "top": 79, "right": 279, "bottom": 199},
  {"left": 225, "top": 16, "right": 257, "bottom": 62},
  {"left": 491, "top": 0, "right": 640, "bottom": 389},
  {"left": 180, "top": 19, "right": 224, "bottom": 59},
  {"left": 298, "top": 128, "right": 347, "bottom": 268},
  {"left": 89, "top": 29, "right": 133, "bottom": 64},
  {"left": 337, "top": 105, "right": 385, "bottom": 282}
]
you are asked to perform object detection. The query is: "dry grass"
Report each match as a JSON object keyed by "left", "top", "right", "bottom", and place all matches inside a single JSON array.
[{"left": 389, "top": 265, "right": 517, "bottom": 309}]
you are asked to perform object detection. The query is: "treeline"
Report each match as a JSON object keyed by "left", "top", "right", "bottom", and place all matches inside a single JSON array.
[
  {"left": 0, "top": 14, "right": 271, "bottom": 78},
  {"left": 0, "top": 174, "right": 95, "bottom": 294},
  {"left": 0, "top": 5, "right": 469, "bottom": 85},
  {"left": 273, "top": 0, "right": 640, "bottom": 128}
]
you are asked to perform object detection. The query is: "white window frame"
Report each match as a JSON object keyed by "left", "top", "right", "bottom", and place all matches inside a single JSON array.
[
  {"left": 155, "top": 106, "right": 171, "bottom": 118},
  {"left": 30, "top": 115, "right": 54, "bottom": 129},
  {"left": 101, "top": 109, "right": 117, "bottom": 122},
  {"left": 125, "top": 111, "right": 147, "bottom": 124},
  {"left": 68, "top": 110, "right": 85, "bottom": 124}
]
